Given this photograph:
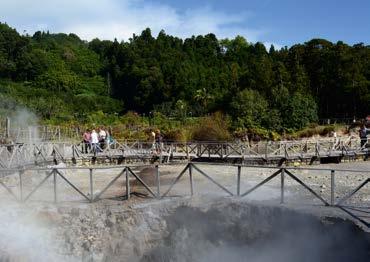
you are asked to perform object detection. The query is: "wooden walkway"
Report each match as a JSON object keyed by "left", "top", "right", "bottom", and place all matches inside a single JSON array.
[{"left": 0, "top": 137, "right": 368, "bottom": 168}]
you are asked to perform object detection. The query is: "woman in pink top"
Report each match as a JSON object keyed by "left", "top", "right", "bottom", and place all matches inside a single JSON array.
[{"left": 82, "top": 129, "right": 91, "bottom": 153}]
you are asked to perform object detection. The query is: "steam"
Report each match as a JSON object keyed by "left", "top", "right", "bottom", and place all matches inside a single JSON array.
[
  {"left": 0, "top": 203, "right": 72, "bottom": 262},
  {"left": 10, "top": 108, "right": 40, "bottom": 143},
  {"left": 1, "top": 104, "right": 40, "bottom": 143},
  {"left": 141, "top": 203, "right": 370, "bottom": 262}
]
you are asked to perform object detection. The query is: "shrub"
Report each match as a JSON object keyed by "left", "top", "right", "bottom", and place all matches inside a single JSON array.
[
  {"left": 190, "top": 112, "right": 231, "bottom": 141},
  {"left": 230, "top": 89, "right": 269, "bottom": 129},
  {"left": 120, "top": 111, "right": 148, "bottom": 127},
  {"left": 163, "top": 128, "right": 189, "bottom": 142},
  {"left": 320, "top": 126, "right": 335, "bottom": 136}
]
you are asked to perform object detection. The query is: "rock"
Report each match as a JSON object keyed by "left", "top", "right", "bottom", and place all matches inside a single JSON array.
[
  {"left": 35, "top": 210, "right": 62, "bottom": 225},
  {"left": 71, "top": 208, "right": 80, "bottom": 217}
]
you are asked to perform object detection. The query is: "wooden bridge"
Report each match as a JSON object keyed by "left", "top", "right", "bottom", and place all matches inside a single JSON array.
[
  {"left": 0, "top": 163, "right": 368, "bottom": 228},
  {"left": 0, "top": 137, "right": 368, "bottom": 168}
]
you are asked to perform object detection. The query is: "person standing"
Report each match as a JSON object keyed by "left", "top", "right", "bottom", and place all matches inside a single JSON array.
[
  {"left": 98, "top": 127, "right": 107, "bottom": 150},
  {"left": 105, "top": 129, "right": 111, "bottom": 149},
  {"left": 359, "top": 125, "right": 368, "bottom": 148},
  {"left": 155, "top": 129, "right": 163, "bottom": 153},
  {"left": 151, "top": 130, "right": 156, "bottom": 152},
  {"left": 91, "top": 129, "right": 99, "bottom": 153},
  {"left": 82, "top": 129, "right": 91, "bottom": 154}
]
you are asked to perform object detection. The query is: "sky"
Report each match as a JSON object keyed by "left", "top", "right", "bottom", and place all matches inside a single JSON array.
[{"left": 0, "top": 0, "right": 369, "bottom": 47}]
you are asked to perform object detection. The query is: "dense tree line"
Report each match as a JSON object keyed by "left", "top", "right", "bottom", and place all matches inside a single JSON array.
[{"left": 0, "top": 22, "right": 369, "bottom": 131}]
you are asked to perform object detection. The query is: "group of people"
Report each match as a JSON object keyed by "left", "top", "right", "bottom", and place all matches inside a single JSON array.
[{"left": 82, "top": 128, "right": 111, "bottom": 153}]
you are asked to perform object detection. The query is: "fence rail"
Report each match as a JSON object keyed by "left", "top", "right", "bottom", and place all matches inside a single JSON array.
[
  {"left": 0, "top": 163, "right": 368, "bottom": 226},
  {"left": 0, "top": 137, "right": 369, "bottom": 168}
]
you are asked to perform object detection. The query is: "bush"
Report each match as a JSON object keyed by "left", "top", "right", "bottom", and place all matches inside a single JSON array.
[
  {"left": 292, "top": 125, "right": 336, "bottom": 139},
  {"left": 120, "top": 111, "right": 148, "bottom": 127},
  {"left": 230, "top": 89, "right": 269, "bottom": 129},
  {"left": 191, "top": 112, "right": 231, "bottom": 141},
  {"left": 281, "top": 92, "right": 318, "bottom": 130},
  {"left": 269, "top": 131, "right": 281, "bottom": 141},
  {"left": 320, "top": 125, "right": 335, "bottom": 136},
  {"left": 163, "top": 128, "right": 189, "bottom": 142}
]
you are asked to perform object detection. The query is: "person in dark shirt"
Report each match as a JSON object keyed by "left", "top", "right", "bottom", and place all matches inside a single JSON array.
[{"left": 359, "top": 125, "right": 368, "bottom": 148}]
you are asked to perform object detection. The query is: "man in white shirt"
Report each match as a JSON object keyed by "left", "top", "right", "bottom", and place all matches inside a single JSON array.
[{"left": 91, "top": 129, "right": 99, "bottom": 153}]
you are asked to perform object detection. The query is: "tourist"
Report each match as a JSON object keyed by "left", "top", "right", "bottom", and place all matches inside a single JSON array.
[
  {"left": 99, "top": 127, "right": 107, "bottom": 149},
  {"left": 151, "top": 130, "right": 156, "bottom": 152},
  {"left": 91, "top": 129, "right": 99, "bottom": 153},
  {"left": 82, "top": 129, "right": 91, "bottom": 154},
  {"left": 359, "top": 125, "right": 368, "bottom": 148},
  {"left": 107, "top": 132, "right": 115, "bottom": 148},
  {"left": 105, "top": 129, "right": 112, "bottom": 148},
  {"left": 155, "top": 129, "right": 163, "bottom": 153}
]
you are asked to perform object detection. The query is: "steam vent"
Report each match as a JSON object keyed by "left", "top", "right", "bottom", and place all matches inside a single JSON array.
[
  {"left": 0, "top": 139, "right": 369, "bottom": 262},
  {"left": 2, "top": 1, "right": 370, "bottom": 260}
]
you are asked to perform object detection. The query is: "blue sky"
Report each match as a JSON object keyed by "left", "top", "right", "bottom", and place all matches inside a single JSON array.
[{"left": 1, "top": 0, "right": 369, "bottom": 47}]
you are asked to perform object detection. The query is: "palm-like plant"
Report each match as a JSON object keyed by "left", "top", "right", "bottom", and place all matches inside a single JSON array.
[{"left": 194, "top": 88, "right": 213, "bottom": 110}]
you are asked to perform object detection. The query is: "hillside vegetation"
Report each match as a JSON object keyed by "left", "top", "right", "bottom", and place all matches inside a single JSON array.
[{"left": 1, "top": 22, "right": 369, "bottom": 137}]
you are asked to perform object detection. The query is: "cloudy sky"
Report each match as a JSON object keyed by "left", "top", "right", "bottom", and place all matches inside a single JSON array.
[{"left": 1, "top": 0, "right": 369, "bottom": 46}]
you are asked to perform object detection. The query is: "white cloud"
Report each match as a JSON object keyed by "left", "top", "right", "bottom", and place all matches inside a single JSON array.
[{"left": 0, "top": 0, "right": 266, "bottom": 42}]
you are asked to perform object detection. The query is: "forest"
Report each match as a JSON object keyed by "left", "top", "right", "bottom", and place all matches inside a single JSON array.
[{"left": 1, "top": 22, "right": 370, "bottom": 136}]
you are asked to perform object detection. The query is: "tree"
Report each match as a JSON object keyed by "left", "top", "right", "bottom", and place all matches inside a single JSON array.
[
  {"left": 194, "top": 87, "right": 213, "bottom": 112},
  {"left": 282, "top": 92, "right": 318, "bottom": 130},
  {"left": 230, "top": 89, "right": 269, "bottom": 128}
]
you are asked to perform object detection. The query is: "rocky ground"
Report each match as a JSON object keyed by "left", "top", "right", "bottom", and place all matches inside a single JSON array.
[{"left": 0, "top": 161, "right": 369, "bottom": 261}]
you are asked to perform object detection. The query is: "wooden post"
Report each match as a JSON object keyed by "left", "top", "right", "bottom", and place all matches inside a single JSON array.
[
  {"left": 5, "top": 117, "right": 10, "bottom": 138},
  {"left": 53, "top": 169, "right": 57, "bottom": 203},
  {"left": 156, "top": 165, "right": 161, "bottom": 199},
  {"left": 186, "top": 143, "right": 190, "bottom": 161},
  {"left": 126, "top": 168, "right": 130, "bottom": 200},
  {"left": 330, "top": 170, "right": 335, "bottom": 206},
  {"left": 19, "top": 170, "right": 24, "bottom": 201},
  {"left": 242, "top": 143, "right": 245, "bottom": 163},
  {"left": 280, "top": 168, "right": 285, "bottom": 204},
  {"left": 89, "top": 169, "right": 94, "bottom": 202},
  {"left": 237, "top": 165, "right": 241, "bottom": 196},
  {"left": 265, "top": 142, "right": 268, "bottom": 161},
  {"left": 189, "top": 163, "right": 194, "bottom": 196}
]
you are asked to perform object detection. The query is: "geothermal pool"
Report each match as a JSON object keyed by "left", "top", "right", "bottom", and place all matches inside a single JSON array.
[{"left": 1, "top": 199, "right": 369, "bottom": 262}]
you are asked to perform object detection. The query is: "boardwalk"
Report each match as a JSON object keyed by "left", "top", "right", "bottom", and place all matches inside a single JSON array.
[{"left": 0, "top": 137, "right": 368, "bottom": 168}]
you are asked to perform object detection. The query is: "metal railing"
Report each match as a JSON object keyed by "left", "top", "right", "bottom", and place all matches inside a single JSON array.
[
  {"left": 0, "top": 163, "right": 368, "bottom": 226},
  {"left": 1, "top": 137, "right": 369, "bottom": 168}
]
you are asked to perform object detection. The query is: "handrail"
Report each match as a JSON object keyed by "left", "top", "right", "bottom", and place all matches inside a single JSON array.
[{"left": 0, "top": 162, "right": 368, "bottom": 227}]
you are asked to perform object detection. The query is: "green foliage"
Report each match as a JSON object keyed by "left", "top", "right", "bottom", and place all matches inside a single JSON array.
[
  {"left": 293, "top": 125, "right": 337, "bottom": 139},
  {"left": 282, "top": 92, "right": 318, "bottom": 130},
  {"left": 191, "top": 113, "right": 231, "bottom": 141},
  {"left": 163, "top": 128, "right": 189, "bottom": 142},
  {"left": 34, "top": 68, "right": 81, "bottom": 92},
  {"left": 120, "top": 111, "right": 148, "bottom": 127},
  {"left": 1, "top": 22, "right": 370, "bottom": 136},
  {"left": 230, "top": 89, "right": 269, "bottom": 128}
]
